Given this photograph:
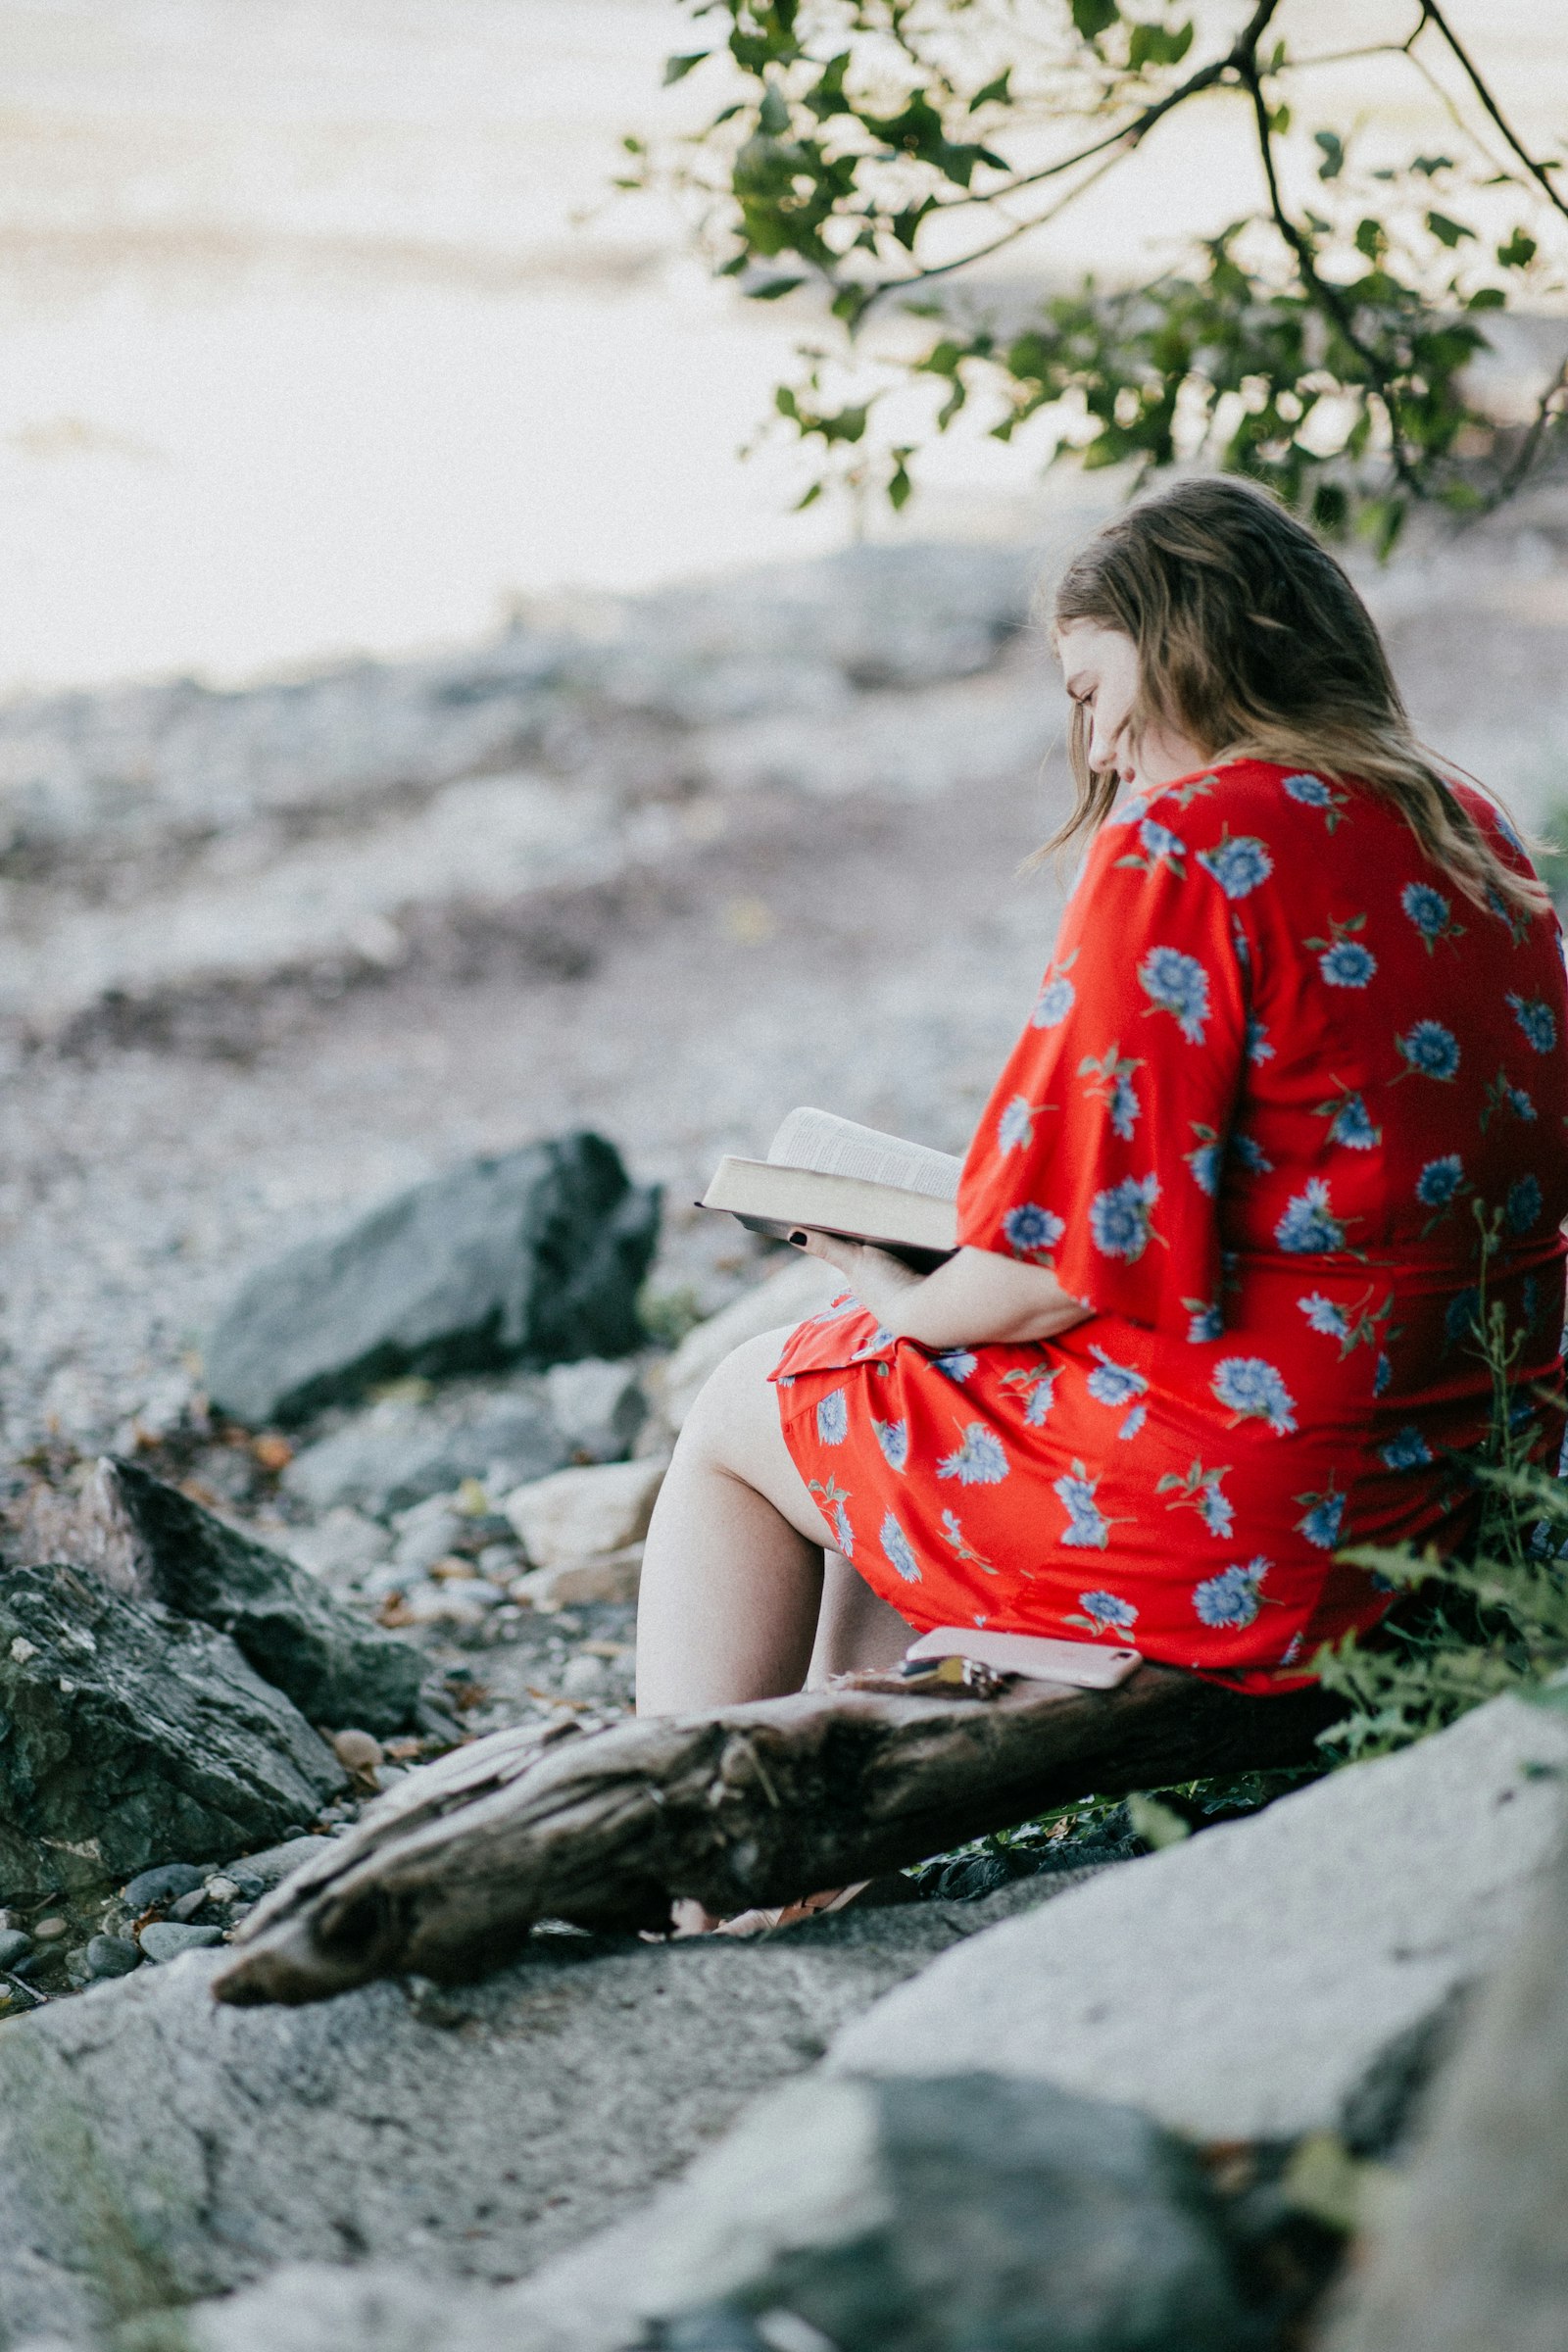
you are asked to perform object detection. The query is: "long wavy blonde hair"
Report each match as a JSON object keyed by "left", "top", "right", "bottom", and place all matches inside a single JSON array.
[{"left": 1047, "top": 475, "right": 1544, "bottom": 919}]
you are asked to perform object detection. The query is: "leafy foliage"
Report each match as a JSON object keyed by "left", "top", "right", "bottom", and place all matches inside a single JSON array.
[
  {"left": 636, "top": 0, "right": 1568, "bottom": 543},
  {"left": 1314, "top": 1205, "right": 1568, "bottom": 1761}
]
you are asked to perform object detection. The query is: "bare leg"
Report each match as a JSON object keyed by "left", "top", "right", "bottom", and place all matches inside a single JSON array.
[
  {"left": 636, "top": 1327, "right": 913, "bottom": 1715},
  {"left": 808, "top": 1551, "right": 916, "bottom": 1685}
]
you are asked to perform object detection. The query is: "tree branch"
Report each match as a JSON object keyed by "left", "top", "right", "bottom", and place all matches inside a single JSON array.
[{"left": 1418, "top": 1, "right": 1568, "bottom": 227}]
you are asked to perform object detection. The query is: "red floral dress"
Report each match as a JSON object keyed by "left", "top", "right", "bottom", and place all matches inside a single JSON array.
[{"left": 771, "top": 760, "right": 1568, "bottom": 1690}]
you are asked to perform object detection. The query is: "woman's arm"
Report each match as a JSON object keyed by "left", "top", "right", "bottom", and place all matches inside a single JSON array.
[{"left": 795, "top": 1234, "right": 1092, "bottom": 1350}]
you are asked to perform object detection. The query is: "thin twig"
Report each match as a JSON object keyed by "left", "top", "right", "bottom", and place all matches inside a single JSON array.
[{"left": 1418, "top": 1, "right": 1568, "bottom": 226}]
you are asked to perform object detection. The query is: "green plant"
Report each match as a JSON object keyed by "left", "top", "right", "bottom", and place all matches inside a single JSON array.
[
  {"left": 1314, "top": 1206, "right": 1568, "bottom": 1761},
  {"left": 637, "top": 1, "right": 1568, "bottom": 545}
]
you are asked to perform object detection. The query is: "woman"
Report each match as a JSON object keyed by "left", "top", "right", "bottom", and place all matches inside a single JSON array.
[{"left": 636, "top": 476, "right": 1568, "bottom": 1725}]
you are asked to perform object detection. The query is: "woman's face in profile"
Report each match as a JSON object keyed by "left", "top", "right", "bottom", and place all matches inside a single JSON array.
[{"left": 1056, "top": 618, "right": 1202, "bottom": 790}]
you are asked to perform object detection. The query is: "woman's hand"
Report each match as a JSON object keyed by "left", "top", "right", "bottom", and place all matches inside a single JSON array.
[{"left": 791, "top": 1233, "right": 1092, "bottom": 1350}]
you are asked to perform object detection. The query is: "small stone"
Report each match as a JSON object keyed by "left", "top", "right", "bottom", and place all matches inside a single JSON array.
[
  {"left": 170, "top": 1888, "right": 209, "bottom": 1922},
  {"left": 504, "top": 1458, "right": 665, "bottom": 1571},
  {"left": 561, "top": 1653, "right": 609, "bottom": 1698},
  {"left": 228, "top": 1836, "right": 334, "bottom": 1893},
  {"left": 332, "top": 1729, "right": 385, "bottom": 1776},
  {"left": 0, "top": 1928, "right": 33, "bottom": 1969},
  {"left": 122, "top": 1862, "right": 208, "bottom": 1910},
  {"left": 225, "top": 1871, "right": 267, "bottom": 1901},
  {"left": 510, "top": 1544, "right": 644, "bottom": 1611},
  {"left": 139, "top": 1921, "right": 224, "bottom": 1964},
  {"left": 85, "top": 1933, "right": 141, "bottom": 1980},
  {"left": 204, "top": 1877, "right": 241, "bottom": 1905},
  {"left": 544, "top": 1356, "right": 648, "bottom": 1463},
  {"left": 32, "top": 1917, "right": 68, "bottom": 1941},
  {"left": 477, "top": 1544, "right": 519, "bottom": 1579}
]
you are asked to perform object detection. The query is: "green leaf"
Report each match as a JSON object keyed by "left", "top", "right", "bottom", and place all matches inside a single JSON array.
[
  {"left": 1466, "top": 285, "right": 1506, "bottom": 310},
  {"left": 1070, "top": 0, "right": 1118, "bottom": 40},
  {"left": 1412, "top": 154, "right": 1455, "bottom": 178},
  {"left": 748, "top": 274, "right": 807, "bottom": 299},
  {"left": 758, "top": 83, "right": 791, "bottom": 136},
  {"left": 1313, "top": 129, "right": 1345, "bottom": 181},
  {"left": 793, "top": 480, "right": 823, "bottom": 511},
  {"left": 1128, "top": 20, "right": 1193, "bottom": 71},
  {"left": 662, "top": 52, "right": 710, "bottom": 85},
  {"left": 887, "top": 449, "right": 914, "bottom": 511},
  {"left": 1426, "top": 211, "right": 1475, "bottom": 248},
  {"left": 1497, "top": 228, "right": 1539, "bottom": 270},
  {"left": 1127, "top": 1792, "right": 1191, "bottom": 1850},
  {"left": 970, "top": 69, "right": 1011, "bottom": 110}
]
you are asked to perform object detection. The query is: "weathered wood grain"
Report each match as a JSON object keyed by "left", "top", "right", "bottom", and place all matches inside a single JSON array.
[{"left": 213, "top": 1666, "right": 1340, "bottom": 2007}]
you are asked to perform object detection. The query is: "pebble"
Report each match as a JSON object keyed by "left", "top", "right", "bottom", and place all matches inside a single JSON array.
[
  {"left": 122, "top": 1862, "right": 207, "bottom": 1910},
  {"left": 139, "top": 1922, "right": 224, "bottom": 1964},
  {"left": 85, "top": 1933, "right": 141, "bottom": 1980},
  {"left": 332, "top": 1728, "right": 384, "bottom": 1775},
  {"left": 32, "top": 1916, "right": 68, "bottom": 1941},
  {"left": 0, "top": 1928, "right": 34, "bottom": 1970},
  {"left": 170, "top": 1887, "right": 209, "bottom": 1922},
  {"left": 204, "top": 1877, "right": 242, "bottom": 1905},
  {"left": 231, "top": 1836, "right": 335, "bottom": 1892},
  {"left": 561, "top": 1653, "right": 609, "bottom": 1697}
]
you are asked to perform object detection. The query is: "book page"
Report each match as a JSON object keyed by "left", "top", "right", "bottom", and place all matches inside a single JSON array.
[{"left": 767, "top": 1106, "right": 961, "bottom": 1203}]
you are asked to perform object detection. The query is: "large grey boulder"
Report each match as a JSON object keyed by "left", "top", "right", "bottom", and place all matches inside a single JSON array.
[
  {"left": 0, "top": 1884, "right": 1066, "bottom": 2351},
  {"left": 1328, "top": 1781, "right": 1568, "bottom": 2352},
  {"left": 830, "top": 1691, "right": 1568, "bottom": 2143},
  {"left": 282, "top": 1385, "right": 567, "bottom": 1518},
  {"left": 101, "top": 1458, "right": 429, "bottom": 1736},
  {"left": 607, "top": 2070, "right": 1250, "bottom": 2352},
  {"left": 205, "top": 1133, "right": 660, "bottom": 1427},
  {"left": 0, "top": 1565, "right": 345, "bottom": 1906}
]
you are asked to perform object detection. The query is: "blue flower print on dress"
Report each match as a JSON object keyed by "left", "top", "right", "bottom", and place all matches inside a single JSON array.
[
  {"left": 1001, "top": 1365, "right": 1059, "bottom": 1426},
  {"left": 1186, "top": 1298, "right": 1224, "bottom": 1344},
  {"left": 1245, "top": 1013, "right": 1275, "bottom": 1065},
  {"left": 1198, "top": 830, "right": 1274, "bottom": 901},
  {"left": 998, "top": 1094, "right": 1043, "bottom": 1152},
  {"left": 1374, "top": 1350, "right": 1393, "bottom": 1396},
  {"left": 1077, "top": 1044, "right": 1144, "bottom": 1141},
  {"left": 1030, "top": 947, "right": 1079, "bottom": 1030},
  {"left": 1054, "top": 1462, "right": 1110, "bottom": 1549},
  {"left": 1185, "top": 1125, "right": 1222, "bottom": 1197},
  {"left": 1481, "top": 1069, "right": 1538, "bottom": 1129},
  {"left": 1086, "top": 1348, "right": 1148, "bottom": 1409},
  {"left": 1307, "top": 912, "right": 1377, "bottom": 989},
  {"left": 1194, "top": 1556, "right": 1271, "bottom": 1630},
  {"left": 1090, "top": 1173, "right": 1160, "bottom": 1262},
  {"left": 1317, "top": 1089, "right": 1380, "bottom": 1150},
  {"left": 1296, "top": 1485, "right": 1346, "bottom": 1550},
  {"left": 1212, "top": 1355, "right": 1298, "bottom": 1434},
  {"left": 878, "top": 1511, "right": 922, "bottom": 1584},
  {"left": 1396, "top": 1020, "right": 1461, "bottom": 1081},
  {"left": 1003, "top": 1202, "right": 1066, "bottom": 1261},
  {"left": 1416, "top": 1153, "right": 1465, "bottom": 1208},
  {"left": 815, "top": 1389, "right": 850, "bottom": 1446},
  {"left": 938, "top": 1422, "right": 1009, "bottom": 1486},
  {"left": 1507, "top": 994, "right": 1557, "bottom": 1054},
  {"left": 871, "top": 1416, "right": 909, "bottom": 1472},
  {"left": 1153, "top": 1456, "right": 1237, "bottom": 1540},
  {"left": 1298, "top": 1292, "right": 1350, "bottom": 1343},
  {"left": 1275, "top": 1178, "right": 1348, "bottom": 1253},
  {"left": 1229, "top": 1132, "right": 1274, "bottom": 1175},
  {"left": 1507, "top": 1172, "right": 1544, "bottom": 1235},
  {"left": 808, "top": 1475, "right": 854, "bottom": 1556},
  {"left": 1401, "top": 881, "right": 1458, "bottom": 953},
  {"left": 941, "top": 1508, "right": 997, "bottom": 1575},
  {"left": 851, "top": 1324, "right": 896, "bottom": 1358},
  {"left": 1382, "top": 1424, "right": 1434, "bottom": 1471},
  {"left": 1138, "top": 947, "right": 1210, "bottom": 1044},
  {"left": 1071, "top": 1588, "right": 1138, "bottom": 1635},
  {"left": 1281, "top": 772, "right": 1348, "bottom": 827},
  {"left": 934, "top": 1349, "right": 979, "bottom": 1383},
  {"left": 1115, "top": 816, "right": 1187, "bottom": 877}
]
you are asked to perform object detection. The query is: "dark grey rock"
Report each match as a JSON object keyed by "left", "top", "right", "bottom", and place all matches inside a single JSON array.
[
  {"left": 0, "top": 1884, "right": 1069, "bottom": 2350},
  {"left": 285, "top": 1389, "right": 569, "bottom": 1519},
  {"left": 139, "top": 1922, "right": 224, "bottom": 1964},
  {"left": 205, "top": 1132, "right": 660, "bottom": 1427},
  {"left": 226, "top": 1836, "right": 335, "bottom": 1893},
  {"left": 122, "top": 1863, "right": 207, "bottom": 1910},
  {"left": 650, "top": 2073, "right": 1250, "bottom": 2352},
  {"left": 103, "top": 1457, "right": 430, "bottom": 1735},
  {"left": 85, "top": 1934, "right": 141, "bottom": 1980},
  {"left": 0, "top": 1929, "right": 33, "bottom": 1970},
  {"left": 0, "top": 1563, "right": 347, "bottom": 1906}
]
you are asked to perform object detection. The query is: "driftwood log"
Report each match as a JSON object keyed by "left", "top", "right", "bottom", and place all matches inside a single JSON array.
[{"left": 214, "top": 1665, "right": 1339, "bottom": 2007}]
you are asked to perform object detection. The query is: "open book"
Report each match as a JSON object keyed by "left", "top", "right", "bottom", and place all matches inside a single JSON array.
[{"left": 701, "top": 1106, "right": 960, "bottom": 1268}]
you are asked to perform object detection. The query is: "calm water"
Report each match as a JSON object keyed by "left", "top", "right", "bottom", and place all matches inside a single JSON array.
[{"left": 0, "top": 0, "right": 1559, "bottom": 695}]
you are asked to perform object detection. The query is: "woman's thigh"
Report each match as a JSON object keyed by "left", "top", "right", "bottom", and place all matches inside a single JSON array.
[{"left": 677, "top": 1325, "right": 840, "bottom": 1550}]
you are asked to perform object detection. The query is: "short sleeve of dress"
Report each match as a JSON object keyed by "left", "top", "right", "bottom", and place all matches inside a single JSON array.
[{"left": 957, "top": 799, "right": 1249, "bottom": 1335}]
